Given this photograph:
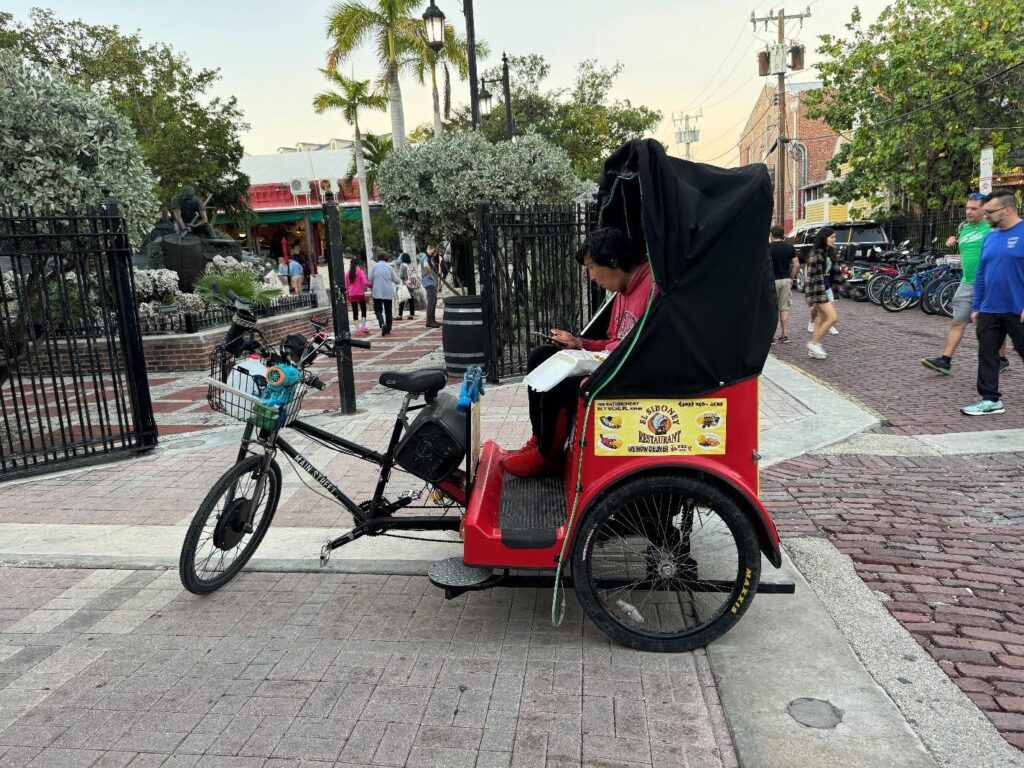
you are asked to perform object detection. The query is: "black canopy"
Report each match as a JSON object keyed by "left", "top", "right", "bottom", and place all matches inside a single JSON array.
[{"left": 582, "top": 139, "right": 776, "bottom": 400}]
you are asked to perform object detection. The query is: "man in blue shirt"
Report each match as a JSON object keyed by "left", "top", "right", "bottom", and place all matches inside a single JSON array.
[
  {"left": 419, "top": 245, "right": 441, "bottom": 328},
  {"left": 962, "top": 189, "right": 1024, "bottom": 416}
]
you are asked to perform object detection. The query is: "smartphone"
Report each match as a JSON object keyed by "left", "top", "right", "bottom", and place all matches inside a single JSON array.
[{"left": 533, "top": 331, "right": 560, "bottom": 345}]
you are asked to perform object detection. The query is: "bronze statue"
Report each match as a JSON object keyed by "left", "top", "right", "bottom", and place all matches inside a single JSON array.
[{"left": 170, "top": 186, "right": 215, "bottom": 239}]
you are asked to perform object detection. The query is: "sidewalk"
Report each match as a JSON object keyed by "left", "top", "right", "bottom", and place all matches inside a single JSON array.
[{"left": 3, "top": 323, "right": 1024, "bottom": 766}]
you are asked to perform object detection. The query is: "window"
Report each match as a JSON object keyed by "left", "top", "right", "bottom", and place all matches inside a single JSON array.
[{"left": 803, "top": 184, "right": 825, "bottom": 203}]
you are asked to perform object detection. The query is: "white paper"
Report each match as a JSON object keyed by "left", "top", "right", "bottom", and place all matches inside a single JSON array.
[{"left": 524, "top": 349, "right": 609, "bottom": 392}]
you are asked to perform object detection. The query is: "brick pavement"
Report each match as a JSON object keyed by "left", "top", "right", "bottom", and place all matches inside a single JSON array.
[
  {"left": 763, "top": 451, "right": 1024, "bottom": 751},
  {"left": 771, "top": 296, "right": 1024, "bottom": 434},
  {"left": 0, "top": 566, "right": 738, "bottom": 768}
]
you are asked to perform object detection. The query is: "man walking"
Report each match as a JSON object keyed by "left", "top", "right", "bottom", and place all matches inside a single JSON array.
[
  {"left": 922, "top": 192, "right": 1008, "bottom": 374},
  {"left": 768, "top": 225, "right": 799, "bottom": 343},
  {"left": 961, "top": 189, "right": 1024, "bottom": 416},
  {"left": 420, "top": 245, "right": 441, "bottom": 329}
]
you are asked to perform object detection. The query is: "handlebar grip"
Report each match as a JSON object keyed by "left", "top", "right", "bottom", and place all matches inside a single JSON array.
[
  {"left": 349, "top": 338, "right": 371, "bottom": 349},
  {"left": 307, "top": 376, "right": 326, "bottom": 391}
]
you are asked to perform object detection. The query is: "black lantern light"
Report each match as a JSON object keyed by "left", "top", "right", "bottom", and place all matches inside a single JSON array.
[
  {"left": 422, "top": 1, "right": 445, "bottom": 53},
  {"left": 478, "top": 78, "right": 493, "bottom": 118}
]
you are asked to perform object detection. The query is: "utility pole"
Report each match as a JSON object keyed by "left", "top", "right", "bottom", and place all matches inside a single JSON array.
[
  {"left": 752, "top": 6, "right": 810, "bottom": 228},
  {"left": 672, "top": 110, "right": 702, "bottom": 160}
]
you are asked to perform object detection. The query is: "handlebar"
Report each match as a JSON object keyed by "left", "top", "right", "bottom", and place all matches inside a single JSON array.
[{"left": 345, "top": 337, "right": 372, "bottom": 349}]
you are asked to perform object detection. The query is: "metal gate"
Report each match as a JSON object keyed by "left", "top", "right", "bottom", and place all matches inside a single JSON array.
[
  {"left": 0, "top": 201, "right": 157, "bottom": 479},
  {"left": 477, "top": 202, "right": 602, "bottom": 381}
]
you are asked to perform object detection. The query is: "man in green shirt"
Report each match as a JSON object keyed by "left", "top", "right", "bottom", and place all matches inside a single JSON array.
[{"left": 922, "top": 192, "right": 1008, "bottom": 374}]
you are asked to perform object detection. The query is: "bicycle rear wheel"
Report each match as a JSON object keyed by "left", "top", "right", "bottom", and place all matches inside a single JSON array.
[
  {"left": 938, "top": 280, "right": 957, "bottom": 318},
  {"left": 180, "top": 454, "right": 282, "bottom": 594},
  {"left": 866, "top": 274, "right": 892, "bottom": 305},
  {"left": 882, "top": 278, "right": 918, "bottom": 312}
]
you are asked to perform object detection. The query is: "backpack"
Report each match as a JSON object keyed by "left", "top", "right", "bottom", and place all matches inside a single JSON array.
[{"left": 405, "top": 265, "right": 422, "bottom": 290}]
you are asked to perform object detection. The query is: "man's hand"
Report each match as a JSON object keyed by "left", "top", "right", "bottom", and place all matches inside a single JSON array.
[
  {"left": 549, "top": 328, "right": 582, "bottom": 349},
  {"left": 1020, "top": 309, "right": 1024, "bottom": 324},
  {"left": 971, "top": 311, "right": 980, "bottom": 324},
  {"left": 945, "top": 235, "right": 958, "bottom": 249}
]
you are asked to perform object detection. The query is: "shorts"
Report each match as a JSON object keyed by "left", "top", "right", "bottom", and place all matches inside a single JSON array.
[
  {"left": 825, "top": 288, "right": 834, "bottom": 302},
  {"left": 952, "top": 282, "right": 973, "bottom": 323},
  {"left": 774, "top": 279, "right": 793, "bottom": 311}
]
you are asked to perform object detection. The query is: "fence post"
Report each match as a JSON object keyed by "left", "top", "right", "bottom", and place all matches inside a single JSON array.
[
  {"left": 322, "top": 194, "right": 357, "bottom": 414},
  {"left": 99, "top": 191, "right": 158, "bottom": 451},
  {"left": 476, "top": 203, "right": 500, "bottom": 383}
]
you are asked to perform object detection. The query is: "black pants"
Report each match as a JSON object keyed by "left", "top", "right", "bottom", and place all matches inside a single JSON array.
[
  {"left": 351, "top": 301, "right": 367, "bottom": 321},
  {"left": 976, "top": 312, "right": 1024, "bottom": 401},
  {"left": 397, "top": 298, "right": 416, "bottom": 318},
  {"left": 373, "top": 298, "right": 393, "bottom": 331},
  {"left": 425, "top": 285, "right": 438, "bottom": 325},
  {"left": 527, "top": 345, "right": 582, "bottom": 457}
]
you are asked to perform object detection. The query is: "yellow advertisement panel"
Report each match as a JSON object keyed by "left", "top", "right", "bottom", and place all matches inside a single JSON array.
[{"left": 594, "top": 398, "right": 727, "bottom": 456}]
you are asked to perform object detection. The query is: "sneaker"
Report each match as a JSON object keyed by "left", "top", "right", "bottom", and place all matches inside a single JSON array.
[
  {"left": 507, "top": 436, "right": 539, "bottom": 456},
  {"left": 807, "top": 321, "right": 815, "bottom": 333},
  {"left": 1000, "top": 357, "right": 1010, "bottom": 373},
  {"left": 807, "top": 341, "right": 827, "bottom": 360},
  {"left": 961, "top": 399, "right": 1005, "bottom": 416},
  {"left": 921, "top": 356, "right": 951, "bottom": 375},
  {"left": 502, "top": 443, "right": 561, "bottom": 477},
  {"left": 828, "top": 326, "right": 839, "bottom": 335},
  {"left": 779, "top": 335, "right": 790, "bottom": 344}
]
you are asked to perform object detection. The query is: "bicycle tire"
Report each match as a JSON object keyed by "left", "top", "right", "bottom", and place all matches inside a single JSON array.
[
  {"left": 866, "top": 274, "right": 892, "bottom": 305},
  {"left": 882, "top": 278, "right": 918, "bottom": 312},
  {"left": 571, "top": 474, "right": 760, "bottom": 653},
  {"left": 180, "top": 454, "right": 282, "bottom": 595},
  {"left": 938, "top": 280, "right": 958, "bottom": 318},
  {"left": 920, "top": 278, "right": 940, "bottom": 314}
]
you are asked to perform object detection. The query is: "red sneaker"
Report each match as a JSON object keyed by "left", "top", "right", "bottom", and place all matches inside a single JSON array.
[
  {"left": 506, "top": 435, "right": 538, "bottom": 456},
  {"left": 502, "top": 443, "right": 561, "bottom": 477}
]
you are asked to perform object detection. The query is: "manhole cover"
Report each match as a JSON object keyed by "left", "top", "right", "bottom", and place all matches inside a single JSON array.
[{"left": 787, "top": 697, "right": 844, "bottom": 729}]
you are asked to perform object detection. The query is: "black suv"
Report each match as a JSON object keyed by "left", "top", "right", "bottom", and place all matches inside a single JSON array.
[{"left": 787, "top": 220, "right": 890, "bottom": 291}]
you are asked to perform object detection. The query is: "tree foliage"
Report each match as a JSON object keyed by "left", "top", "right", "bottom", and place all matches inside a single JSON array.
[
  {"left": 438, "top": 55, "right": 661, "bottom": 181},
  {"left": 345, "top": 133, "right": 393, "bottom": 193},
  {"left": 806, "top": 0, "right": 1024, "bottom": 213},
  {"left": 0, "top": 8, "right": 250, "bottom": 221},
  {"left": 0, "top": 49, "right": 158, "bottom": 243},
  {"left": 377, "top": 131, "right": 582, "bottom": 244}
]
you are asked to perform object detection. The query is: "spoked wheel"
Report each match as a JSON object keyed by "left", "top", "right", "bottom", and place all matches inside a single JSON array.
[
  {"left": 881, "top": 278, "right": 918, "bottom": 311},
  {"left": 938, "top": 280, "right": 957, "bottom": 317},
  {"left": 571, "top": 475, "right": 760, "bottom": 652},
  {"left": 180, "top": 455, "right": 282, "bottom": 594},
  {"left": 866, "top": 273, "right": 892, "bottom": 305}
]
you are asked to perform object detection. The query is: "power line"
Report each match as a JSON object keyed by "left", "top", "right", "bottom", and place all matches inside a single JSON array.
[{"left": 683, "top": 21, "right": 755, "bottom": 110}]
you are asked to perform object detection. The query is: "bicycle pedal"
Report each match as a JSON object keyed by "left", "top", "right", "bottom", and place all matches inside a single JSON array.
[{"left": 319, "top": 540, "right": 331, "bottom": 567}]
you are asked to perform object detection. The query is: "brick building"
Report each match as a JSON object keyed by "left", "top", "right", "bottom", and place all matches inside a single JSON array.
[{"left": 739, "top": 82, "right": 858, "bottom": 231}]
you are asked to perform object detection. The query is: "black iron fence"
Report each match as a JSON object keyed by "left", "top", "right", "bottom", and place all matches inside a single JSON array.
[
  {"left": 0, "top": 202, "right": 157, "bottom": 479},
  {"left": 882, "top": 205, "right": 1024, "bottom": 251},
  {"left": 477, "top": 203, "right": 603, "bottom": 380},
  {"left": 137, "top": 293, "right": 317, "bottom": 335}
]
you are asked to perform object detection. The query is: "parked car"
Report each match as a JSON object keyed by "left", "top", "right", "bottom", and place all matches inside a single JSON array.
[{"left": 788, "top": 220, "right": 890, "bottom": 291}]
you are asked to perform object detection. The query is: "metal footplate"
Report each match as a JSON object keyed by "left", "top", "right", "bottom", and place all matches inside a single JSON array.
[{"left": 428, "top": 557, "right": 497, "bottom": 599}]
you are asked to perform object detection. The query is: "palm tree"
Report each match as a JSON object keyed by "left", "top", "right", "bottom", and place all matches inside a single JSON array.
[
  {"left": 408, "top": 24, "right": 487, "bottom": 137},
  {"left": 312, "top": 71, "right": 388, "bottom": 261},
  {"left": 345, "top": 133, "right": 393, "bottom": 194},
  {"left": 326, "top": 0, "right": 422, "bottom": 150}
]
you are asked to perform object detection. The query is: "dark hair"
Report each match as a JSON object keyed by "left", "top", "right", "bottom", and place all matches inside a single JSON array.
[
  {"left": 347, "top": 257, "right": 360, "bottom": 282},
  {"left": 401, "top": 252, "right": 411, "bottom": 264},
  {"left": 574, "top": 227, "right": 645, "bottom": 271},
  {"left": 983, "top": 188, "right": 1017, "bottom": 208},
  {"left": 770, "top": 225, "right": 785, "bottom": 239},
  {"left": 812, "top": 227, "right": 836, "bottom": 253}
]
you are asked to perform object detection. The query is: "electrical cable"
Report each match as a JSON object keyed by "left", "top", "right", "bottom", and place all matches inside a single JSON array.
[{"left": 682, "top": 21, "right": 756, "bottom": 111}]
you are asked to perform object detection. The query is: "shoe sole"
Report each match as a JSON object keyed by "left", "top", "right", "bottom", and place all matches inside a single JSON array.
[
  {"left": 807, "top": 352, "right": 827, "bottom": 360},
  {"left": 921, "top": 360, "right": 951, "bottom": 375},
  {"left": 961, "top": 408, "right": 1005, "bottom": 416}
]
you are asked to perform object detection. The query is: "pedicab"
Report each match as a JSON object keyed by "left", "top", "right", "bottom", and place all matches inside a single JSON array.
[{"left": 180, "top": 138, "right": 792, "bottom": 652}]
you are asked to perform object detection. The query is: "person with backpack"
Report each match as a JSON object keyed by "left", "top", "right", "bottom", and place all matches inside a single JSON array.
[{"left": 396, "top": 252, "right": 419, "bottom": 320}]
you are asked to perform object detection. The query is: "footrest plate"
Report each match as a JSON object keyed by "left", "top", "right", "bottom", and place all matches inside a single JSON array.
[{"left": 428, "top": 557, "right": 494, "bottom": 589}]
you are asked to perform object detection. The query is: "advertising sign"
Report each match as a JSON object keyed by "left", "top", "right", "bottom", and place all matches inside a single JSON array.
[{"left": 594, "top": 398, "right": 728, "bottom": 456}]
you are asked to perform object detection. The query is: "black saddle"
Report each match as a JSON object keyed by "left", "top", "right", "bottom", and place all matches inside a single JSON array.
[{"left": 379, "top": 369, "right": 447, "bottom": 395}]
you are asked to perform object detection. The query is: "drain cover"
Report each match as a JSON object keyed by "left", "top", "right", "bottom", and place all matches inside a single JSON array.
[{"left": 787, "top": 698, "right": 844, "bottom": 729}]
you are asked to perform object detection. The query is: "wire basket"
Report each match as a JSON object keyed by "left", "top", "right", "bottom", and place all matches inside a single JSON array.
[{"left": 206, "top": 350, "right": 307, "bottom": 431}]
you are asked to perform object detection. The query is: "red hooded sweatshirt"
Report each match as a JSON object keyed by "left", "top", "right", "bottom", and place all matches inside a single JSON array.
[{"left": 581, "top": 261, "right": 656, "bottom": 352}]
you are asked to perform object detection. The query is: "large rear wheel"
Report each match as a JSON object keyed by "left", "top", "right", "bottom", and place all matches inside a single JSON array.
[
  {"left": 571, "top": 475, "right": 761, "bottom": 652},
  {"left": 180, "top": 455, "right": 282, "bottom": 594}
]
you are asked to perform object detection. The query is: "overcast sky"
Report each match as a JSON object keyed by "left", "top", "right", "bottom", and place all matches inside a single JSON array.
[{"left": 7, "top": 0, "right": 890, "bottom": 165}]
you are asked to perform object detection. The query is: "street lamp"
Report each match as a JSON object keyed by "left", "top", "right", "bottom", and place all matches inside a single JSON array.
[
  {"left": 422, "top": 1, "right": 445, "bottom": 53},
  {"left": 422, "top": 0, "right": 481, "bottom": 130},
  {"left": 500, "top": 52, "right": 515, "bottom": 141},
  {"left": 478, "top": 78, "right": 493, "bottom": 118}
]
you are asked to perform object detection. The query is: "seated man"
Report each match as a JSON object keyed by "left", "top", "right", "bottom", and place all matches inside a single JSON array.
[{"left": 504, "top": 227, "right": 656, "bottom": 477}]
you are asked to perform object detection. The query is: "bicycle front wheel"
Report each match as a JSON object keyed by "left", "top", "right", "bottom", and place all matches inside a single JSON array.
[
  {"left": 882, "top": 278, "right": 918, "bottom": 312},
  {"left": 180, "top": 455, "right": 282, "bottom": 594}
]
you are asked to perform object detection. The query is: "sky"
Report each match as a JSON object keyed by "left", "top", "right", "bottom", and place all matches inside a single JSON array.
[{"left": 6, "top": 0, "right": 891, "bottom": 166}]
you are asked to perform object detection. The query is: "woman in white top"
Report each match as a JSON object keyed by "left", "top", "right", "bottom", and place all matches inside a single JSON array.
[{"left": 367, "top": 251, "right": 401, "bottom": 336}]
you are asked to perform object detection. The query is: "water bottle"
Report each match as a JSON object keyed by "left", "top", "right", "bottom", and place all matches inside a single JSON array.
[{"left": 224, "top": 355, "right": 266, "bottom": 419}]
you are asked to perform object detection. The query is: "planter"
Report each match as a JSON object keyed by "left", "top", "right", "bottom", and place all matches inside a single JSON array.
[{"left": 441, "top": 295, "right": 486, "bottom": 375}]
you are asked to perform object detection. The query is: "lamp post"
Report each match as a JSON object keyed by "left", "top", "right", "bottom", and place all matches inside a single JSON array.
[
  {"left": 422, "top": 0, "right": 482, "bottom": 130},
  {"left": 478, "top": 78, "right": 493, "bottom": 118},
  {"left": 500, "top": 52, "right": 514, "bottom": 141}
]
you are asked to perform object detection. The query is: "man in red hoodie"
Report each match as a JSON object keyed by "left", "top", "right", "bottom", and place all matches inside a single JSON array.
[{"left": 504, "top": 227, "right": 656, "bottom": 477}]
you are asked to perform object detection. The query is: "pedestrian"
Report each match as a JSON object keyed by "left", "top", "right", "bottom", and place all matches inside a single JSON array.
[
  {"left": 768, "top": 225, "right": 799, "bottom": 343},
  {"left": 276, "top": 256, "right": 289, "bottom": 288},
  {"left": 805, "top": 227, "right": 843, "bottom": 360},
  {"left": 395, "top": 252, "right": 418, "bottom": 320},
  {"left": 368, "top": 250, "right": 400, "bottom": 336},
  {"left": 922, "top": 192, "right": 1008, "bottom": 375},
  {"left": 961, "top": 189, "right": 1024, "bottom": 416},
  {"left": 420, "top": 244, "right": 441, "bottom": 328},
  {"left": 345, "top": 257, "right": 370, "bottom": 336},
  {"left": 288, "top": 250, "right": 304, "bottom": 295}
]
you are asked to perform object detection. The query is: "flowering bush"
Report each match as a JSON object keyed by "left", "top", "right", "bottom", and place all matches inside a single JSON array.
[
  {"left": 133, "top": 268, "right": 180, "bottom": 305},
  {"left": 377, "top": 131, "right": 582, "bottom": 245}
]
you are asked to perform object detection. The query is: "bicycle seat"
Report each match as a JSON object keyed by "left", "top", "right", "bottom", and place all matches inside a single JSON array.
[{"left": 379, "top": 369, "right": 447, "bottom": 395}]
